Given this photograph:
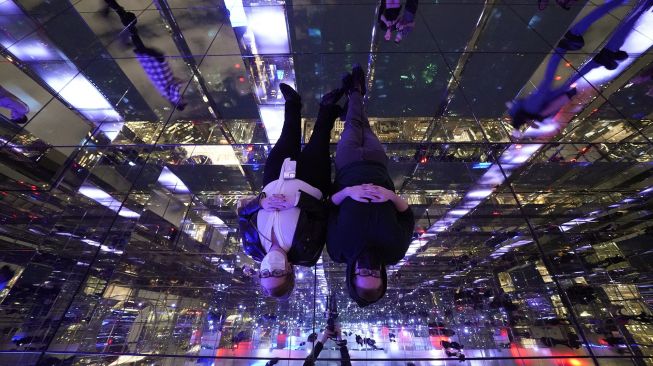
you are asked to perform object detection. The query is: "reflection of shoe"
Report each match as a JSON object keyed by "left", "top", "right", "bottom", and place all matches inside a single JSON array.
[
  {"left": 557, "top": 31, "right": 584, "bottom": 51},
  {"left": 120, "top": 12, "right": 137, "bottom": 27},
  {"left": 351, "top": 64, "right": 367, "bottom": 95},
  {"left": 10, "top": 115, "right": 28, "bottom": 125},
  {"left": 594, "top": 48, "right": 628, "bottom": 70},
  {"left": 279, "top": 83, "right": 301, "bottom": 104}
]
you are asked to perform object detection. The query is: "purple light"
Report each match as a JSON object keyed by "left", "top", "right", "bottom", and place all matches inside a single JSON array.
[
  {"left": 157, "top": 167, "right": 190, "bottom": 194},
  {"left": 247, "top": 6, "right": 290, "bottom": 55},
  {"left": 78, "top": 184, "right": 140, "bottom": 218},
  {"left": 0, "top": 0, "right": 124, "bottom": 140}
]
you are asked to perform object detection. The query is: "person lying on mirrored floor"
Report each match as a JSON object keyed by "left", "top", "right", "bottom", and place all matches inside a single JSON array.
[
  {"left": 508, "top": 0, "right": 651, "bottom": 130},
  {"left": 377, "top": 0, "right": 419, "bottom": 43},
  {"left": 327, "top": 64, "right": 415, "bottom": 307},
  {"left": 238, "top": 83, "right": 343, "bottom": 299},
  {"left": 0, "top": 85, "right": 30, "bottom": 124}
]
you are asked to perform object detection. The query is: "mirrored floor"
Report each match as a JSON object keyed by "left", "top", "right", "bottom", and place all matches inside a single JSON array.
[{"left": 1, "top": 0, "right": 653, "bottom": 365}]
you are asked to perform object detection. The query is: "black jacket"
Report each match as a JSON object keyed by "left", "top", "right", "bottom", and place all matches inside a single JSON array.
[
  {"left": 238, "top": 191, "right": 328, "bottom": 266},
  {"left": 327, "top": 161, "right": 415, "bottom": 266}
]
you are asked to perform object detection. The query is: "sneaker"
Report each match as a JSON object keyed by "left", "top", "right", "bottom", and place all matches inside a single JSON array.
[
  {"left": 351, "top": 63, "right": 367, "bottom": 95},
  {"left": 279, "top": 83, "right": 301, "bottom": 104},
  {"left": 557, "top": 31, "right": 584, "bottom": 51}
]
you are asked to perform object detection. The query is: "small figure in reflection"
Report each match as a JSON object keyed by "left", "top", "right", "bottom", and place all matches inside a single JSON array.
[
  {"left": 131, "top": 32, "right": 187, "bottom": 111},
  {"left": 238, "top": 83, "right": 343, "bottom": 299},
  {"left": 377, "top": 0, "right": 419, "bottom": 43},
  {"left": 508, "top": 0, "right": 652, "bottom": 131},
  {"left": 328, "top": 64, "right": 415, "bottom": 308},
  {"left": 103, "top": 0, "right": 187, "bottom": 111},
  {"left": 441, "top": 340, "right": 464, "bottom": 360},
  {"left": 0, "top": 86, "right": 30, "bottom": 124}
]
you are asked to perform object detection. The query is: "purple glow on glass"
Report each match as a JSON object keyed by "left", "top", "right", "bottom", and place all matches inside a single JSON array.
[
  {"left": 404, "top": 8, "right": 653, "bottom": 262},
  {"left": 157, "top": 167, "right": 190, "bottom": 194},
  {"left": 1, "top": 0, "right": 124, "bottom": 141},
  {"left": 224, "top": 0, "right": 247, "bottom": 27},
  {"left": 259, "top": 105, "right": 284, "bottom": 143},
  {"left": 78, "top": 184, "right": 140, "bottom": 218},
  {"left": 466, "top": 189, "right": 494, "bottom": 200},
  {"left": 7, "top": 40, "right": 56, "bottom": 61},
  {"left": 247, "top": 6, "right": 290, "bottom": 55},
  {"left": 640, "top": 186, "right": 653, "bottom": 195}
]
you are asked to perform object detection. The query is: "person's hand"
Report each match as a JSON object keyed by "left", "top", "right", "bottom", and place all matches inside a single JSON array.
[
  {"left": 366, "top": 185, "right": 396, "bottom": 203},
  {"left": 346, "top": 184, "right": 380, "bottom": 203},
  {"left": 261, "top": 194, "right": 295, "bottom": 211}
]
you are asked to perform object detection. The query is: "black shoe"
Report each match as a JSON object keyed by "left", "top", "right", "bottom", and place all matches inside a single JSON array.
[
  {"left": 594, "top": 48, "right": 628, "bottom": 70},
  {"left": 279, "top": 83, "right": 301, "bottom": 104},
  {"left": 351, "top": 63, "right": 367, "bottom": 95},
  {"left": 10, "top": 115, "right": 28, "bottom": 125},
  {"left": 557, "top": 31, "right": 584, "bottom": 51},
  {"left": 320, "top": 88, "right": 344, "bottom": 106},
  {"left": 120, "top": 12, "right": 137, "bottom": 27}
]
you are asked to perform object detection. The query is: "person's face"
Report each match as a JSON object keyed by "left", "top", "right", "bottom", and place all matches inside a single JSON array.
[
  {"left": 354, "top": 260, "right": 382, "bottom": 297},
  {"left": 259, "top": 249, "right": 292, "bottom": 295}
]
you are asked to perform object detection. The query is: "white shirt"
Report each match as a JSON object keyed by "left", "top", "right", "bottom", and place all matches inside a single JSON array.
[{"left": 257, "top": 158, "right": 322, "bottom": 253}]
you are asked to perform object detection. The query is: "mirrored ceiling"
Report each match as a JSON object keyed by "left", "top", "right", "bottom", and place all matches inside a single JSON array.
[{"left": 1, "top": 0, "right": 653, "bottom": 365}]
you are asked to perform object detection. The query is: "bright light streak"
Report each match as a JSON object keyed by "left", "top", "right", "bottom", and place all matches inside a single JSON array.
[
  {"left": 405, "top": 4, "right": 653, "bottom": 263},
  {"left": 157, "top": 167, "right": 191, "bottom": 194},
  {"left": 78, "top": 184, "right": 140, "bottom": 218},
  {"left": 259, "top": 105, "right": 285, "bottom": 143},
  {"left": 247, "top": 6, "right": 290, "bottom": 54},
  {"left": 0, "top": 0, "right": 124, "bottom": 141},
  {"left": 466, "top": 189, "right": 494, "bottom": 199}
]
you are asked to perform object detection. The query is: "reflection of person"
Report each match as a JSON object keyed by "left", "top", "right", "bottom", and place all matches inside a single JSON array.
[
  {"left": 327, "top": 64, "right": 414, "bottom": 307},
  {"left": 394, "top": 0, "right": 418, "bottom": 44},
  {"left": 508, "top": 0, "right": 651, "bottom": 130},
  {"left": 0, "top": 86, "right": 30, "bottom": 124},
  {"left": 377, "top": 0, "right": 419, "bottom": 43},
  {"left": 131, "top": 34, "right": 187, "bottom": 111},
  {"left": 239, "top": 83, "right": 342, "bottom": 299}
]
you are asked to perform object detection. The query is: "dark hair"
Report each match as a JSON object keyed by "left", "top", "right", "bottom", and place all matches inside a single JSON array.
[{"left": 346, "top": 252, "right": 387, "bottom": 307}]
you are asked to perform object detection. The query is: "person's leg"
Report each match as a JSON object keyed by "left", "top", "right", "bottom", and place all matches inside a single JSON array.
[
  {"left": 361, "top": 118, "right": 389, "bottom": 166},
  {"left": 335, "top": 90, "right": 367, "bottom": 170},
  {"left": 263, "top": 101, "right": 301, "bottom": 186},
  {"left": 296, "top": 104, "right": 337, "bottom": 195},
  {"left": 569, "top": 0, "right": 628, "bottom": 35},
  {"left": 604, "top": 0, "right": 651, "bottom": 51}
]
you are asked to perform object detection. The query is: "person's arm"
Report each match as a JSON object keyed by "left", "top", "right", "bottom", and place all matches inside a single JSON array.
[
  {"left": 331, "top": 185, "right": 382, "bottom": 205},
  {"left": 237, "top": 196, "right": 266, "bottom": 261},
  {"left": 367, "top": 185, "right": 409, "bottom": 212},
  {"left": 296, "top": 191, "right": 327, "bottom": 219}
]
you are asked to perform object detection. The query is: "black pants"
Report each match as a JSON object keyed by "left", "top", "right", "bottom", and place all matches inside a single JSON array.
[{"left": 263, "top": 101, "right": 333, "bottom": 195}]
